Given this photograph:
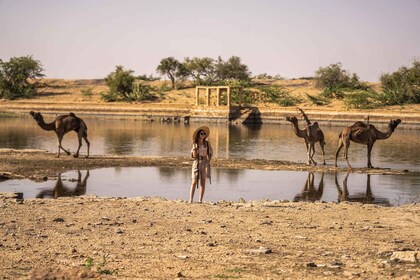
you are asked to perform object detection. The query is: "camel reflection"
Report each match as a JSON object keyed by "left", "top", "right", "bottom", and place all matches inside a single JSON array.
[
  {"left": 294, "top": 172, "right": 324, "bottom": 202},
  {"left": 335, "top": 172, "right": 390, "bottom": 206},
  {"left": 36, "top": 170, "right": 90, "bottom": 198}
]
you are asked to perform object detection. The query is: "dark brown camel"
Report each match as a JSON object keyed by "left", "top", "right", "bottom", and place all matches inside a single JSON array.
[
  {"left": 29, "top": 111, "right": 90, "bottom": 158},
  {"left": 334, "top": 119, "right": 401, "bottom": 168},
  {"left": 285, "top": 108, "right": 326, "bottom": 165}
]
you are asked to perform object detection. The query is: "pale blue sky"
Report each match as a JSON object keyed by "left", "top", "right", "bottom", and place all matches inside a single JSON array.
[{"left": 1, "top": 0, "right": 419, "bottom": 81}]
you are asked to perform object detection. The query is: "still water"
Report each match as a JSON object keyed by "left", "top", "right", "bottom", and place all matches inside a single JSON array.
[
  {"left": 0, "top": 168, "right": 418, "bottom": 206},
  {"left": 1, "top": 116, "right": 420, "bottom": 171}
]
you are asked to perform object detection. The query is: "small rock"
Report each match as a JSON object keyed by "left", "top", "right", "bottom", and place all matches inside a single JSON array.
[
  {"left": 306, "top": 262, "right": 317, "bottom": 268},
  {"left": 52, "top": 218, "right": 65, "bottom": 223},
  {"left": 248, "top": 247, "right": 272, "bottom": 254},
  {"left": 390, "top": 251, "right": 418, "bottom": 263}
]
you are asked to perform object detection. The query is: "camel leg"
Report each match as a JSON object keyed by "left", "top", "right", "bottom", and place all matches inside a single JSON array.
[
  {"left": 320, "top": 142, "right": 326, "bottom": 165},
  {"left": 83, "top": 135, "right": 90, "bottom": 158},
  {"left": 334, "top": 139, "right": 344, "bottom": 167},
  {"left": 367, "top": 143, "right": 374, "bottom": 168},
  {"left": 74, "top": 133, "right": 83, "bottom": 158},
  {"left": 344, "top": 139, "right": 352, "bottom": 168},
  {"left": 57, "top": 134, "right": 71, "bottom": 157},
  {"left": 304, "top": 141, "right": 311, "bottom": 165},
  {"left": 310, "top": 144, "right": 317, "bottom": 165}
]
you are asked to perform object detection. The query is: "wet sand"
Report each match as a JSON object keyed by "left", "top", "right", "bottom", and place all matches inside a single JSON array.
[{"left": 0, "top": 149, "right": 419, "bottom": 279}]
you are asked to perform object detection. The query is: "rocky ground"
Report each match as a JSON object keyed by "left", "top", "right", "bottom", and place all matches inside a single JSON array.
[{"left": 0, "top": 150, "right": 419, "bottom": 279}]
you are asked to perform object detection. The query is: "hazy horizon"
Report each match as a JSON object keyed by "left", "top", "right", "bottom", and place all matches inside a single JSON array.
[{"left": 1, "top": 0, "right": 419, "bottom": 82}]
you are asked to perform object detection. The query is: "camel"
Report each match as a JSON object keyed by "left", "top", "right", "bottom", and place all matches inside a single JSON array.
[
  {"left": 29, "top": 111, "right": 90, "bottom": 158},
  {"left": 285, "top": 108, "right": 326, "bottom": 165},
  {"left": 334, "top": 119, "right": 401, "bottom": 168}
]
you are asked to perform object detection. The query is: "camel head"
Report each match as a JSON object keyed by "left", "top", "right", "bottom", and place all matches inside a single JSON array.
[
  {"left": 388, "top": 119, "right": 401, "bottom": 132},
  {"left": 29, "top": 111, "right": 44, "bottom": 124},
  {"left": 285, "top": 116, "right": 298, "bottom": 123}
]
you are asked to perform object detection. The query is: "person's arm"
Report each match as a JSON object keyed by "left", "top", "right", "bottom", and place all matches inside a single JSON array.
[
  {"left": 191, "top": 143, "right": 198, "bottom": 158},
  {"left": 208, "top": 142, "right": 213, "bottom": 160}
]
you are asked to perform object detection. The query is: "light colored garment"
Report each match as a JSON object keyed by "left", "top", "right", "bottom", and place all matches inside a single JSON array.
[{"left": 191, "top": 141, "right": 213, "bottom": 180}]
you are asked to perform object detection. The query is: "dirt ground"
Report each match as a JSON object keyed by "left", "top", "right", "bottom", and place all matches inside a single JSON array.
[
  {"left": 0, "top": 79, "right": 419, "bottom": 279},
  {"left": 0, "top": 150, "right": 419, "bottom": 279}
]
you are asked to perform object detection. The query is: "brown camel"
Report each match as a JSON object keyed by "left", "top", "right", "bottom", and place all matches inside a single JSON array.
[
  {"left": 285, "top": 108, "right": 326, "bottom": 165},
  {"left": 29, "top": 111, "right": 90, "bottom": 158},
  {"left": 334, "top": 119, "right": 401, "bottom": 168}
]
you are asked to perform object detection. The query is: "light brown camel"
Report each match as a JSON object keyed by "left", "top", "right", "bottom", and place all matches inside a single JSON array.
[
  {"left": 285, "top": 108, "right": 326, "bottom": 165},
  {"left": 29, "top": 111, "right": 90, "bottom": 158},
  {"left": 36, "top": 170, "right": 90, "bottom": 199},
  {"left": 334, "top": 119, "right": 401, "bottom": 168}
]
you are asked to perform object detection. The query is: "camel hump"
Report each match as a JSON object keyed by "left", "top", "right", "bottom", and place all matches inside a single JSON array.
[{"left": 69, "top": 112, "right": 76, "bottom": 117}]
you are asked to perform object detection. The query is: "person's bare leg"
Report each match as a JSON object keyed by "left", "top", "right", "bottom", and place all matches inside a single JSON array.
[
  {"left": 198, "top": 175, "right": 206, "bottom": 203},
  {"left": 189, "top": 177, "right": 197, "bottom": 203}
]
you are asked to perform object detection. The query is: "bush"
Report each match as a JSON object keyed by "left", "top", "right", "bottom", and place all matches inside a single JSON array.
[
  {"left": 259, "top": 85, "right": 300, "bottom": 106},
  {"left": 379, "top": 60, "right": 420, "bottom": 105},
  {"left": 102, "top": 66, "right": 136, "bottom": 101},
  {"left": 306, "top": 93, "right": 331, "bottom": 106},
  {"left": 0, "top": 56, "right": 44, "bottom": 99},
  {"left": 344, "top": 90, "right": 380, "bottom": 109},
  {"left": 131, "top": 82, "right": 158, "bottom": 101}
]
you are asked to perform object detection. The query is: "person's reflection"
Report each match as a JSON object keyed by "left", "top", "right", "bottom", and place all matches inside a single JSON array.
[
  {"left": 335, "top": 172, "right": 390, "bottom": 206},
  {"left": 36, "top": 170, "right": 90, "bottom": 198},
  {"left": 294, "top": 172, "right": 324, "bottom": 202}
]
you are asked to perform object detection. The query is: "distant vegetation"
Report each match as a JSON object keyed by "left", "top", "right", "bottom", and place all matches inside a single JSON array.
[
  {"left": 309, "top": 60, "right": 420, "bottom": 109},
  {"left": 0, "top": 56, "right": 44, "bottom": 99},
  {"left": 1, "top": 55, "right": 418, "bottom": 109}
]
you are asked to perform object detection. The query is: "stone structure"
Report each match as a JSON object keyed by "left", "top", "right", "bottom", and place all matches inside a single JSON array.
[{"left": 195, "top": 86, "right": 242, "bottom": 106}]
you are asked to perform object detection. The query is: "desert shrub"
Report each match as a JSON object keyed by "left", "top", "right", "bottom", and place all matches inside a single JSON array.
[
  {"left": 103, "top": 65, "right": 135, "bottom": 101},
  {"left": 306, "top": 93, "right": 331, "bottom": 106},
  {"left": 379, "top": 60, "right": 420, "bottom": 105},
  {"left": 131, "top": 82, "right": 158, "bottom": 101},
  {"left": 81, "top": 87, "right": 93, "bottom": 98},
  {"left": 137, "top": 74, "right": 160, "bottom": 81},
  {"left": 259, "top": 85, "right": 300, "bottom": 106},
  {"left": 314, "top": 62, "right": 368, "bottom": 96},
  {"left": 0, "top": 56, "right": 44, "bottom": 99},
  {"left": 344, "top": 90, "right": 381, "bottom": 109}
]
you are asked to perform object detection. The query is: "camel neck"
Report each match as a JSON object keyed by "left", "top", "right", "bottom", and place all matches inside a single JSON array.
[
  {"left": 38, "top": 120, "right": 55, "bottom": 131},
  {"left": 292, "top": 122, "right": 305, "bottom": 137}
]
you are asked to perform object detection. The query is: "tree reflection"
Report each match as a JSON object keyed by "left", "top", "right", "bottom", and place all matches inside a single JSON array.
[
  {"left": 294, "top": 172, "right": 324, "bottom": 202},
  {"left": 335, "top": 172, "right": 390, "bottom": 206},
  {"left": 36, "top": 170, "right": 89, "bottom": 198}
]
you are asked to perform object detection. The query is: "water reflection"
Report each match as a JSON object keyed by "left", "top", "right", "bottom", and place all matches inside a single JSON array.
[
  {"left": 36, "top": 170, "right": 90, "bottom": 198},
  {"left": 1, "top": 116, "right": 420, "bottom": 171},
  {"left": 294, "top": 172, "right": 324, "bottom": 202},
  {"left": 334, "top": 172, "right": 390, "bottom": 206}
]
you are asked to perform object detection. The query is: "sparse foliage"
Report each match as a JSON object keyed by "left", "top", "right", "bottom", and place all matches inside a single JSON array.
[
  {"left": 103, "top": 65, "right": 135, "bottom": 101},
  {"left": 379, "top": 60, "right": 420, "bottom": 105},
  {"left": 0, "top": 56, "right": 44, "bottom": 99},
  {"left": 156, "top": 57, "right": 187, "bottom": 89}
]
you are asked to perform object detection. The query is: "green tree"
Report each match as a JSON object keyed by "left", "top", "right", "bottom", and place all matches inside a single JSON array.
[
  {"left": 314, "top": 62, "right": 368, "bottom": 98},
  {"left": 379, "top": 60, "right": 420, "bottom": 104},
  {"left": 103, "top": 65, "right": 135, "bottom": 101},
  {"left": 183, "top": 57, "right": 216, "bottom": 85},
  {"left": 0, "top": 56, "right": 44, "bottom": 99},
  {"left": 215, "top": 56, "right": 251, "bottom": 82},
  {"left": 156, "top": 57, "right": 186, "bottom": 89}
]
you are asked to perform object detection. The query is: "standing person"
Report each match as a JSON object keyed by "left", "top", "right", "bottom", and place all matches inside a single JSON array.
[{"left": 189, "top": 126, "right": 213, "bottom": 203}]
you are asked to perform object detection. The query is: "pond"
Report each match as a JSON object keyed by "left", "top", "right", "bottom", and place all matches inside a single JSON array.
[
  {"left": 1, "top": 116, "right": 420, "bottom": 171},
  {"left": 0, "top": 168, "right": 419, "bottom": 206}
]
